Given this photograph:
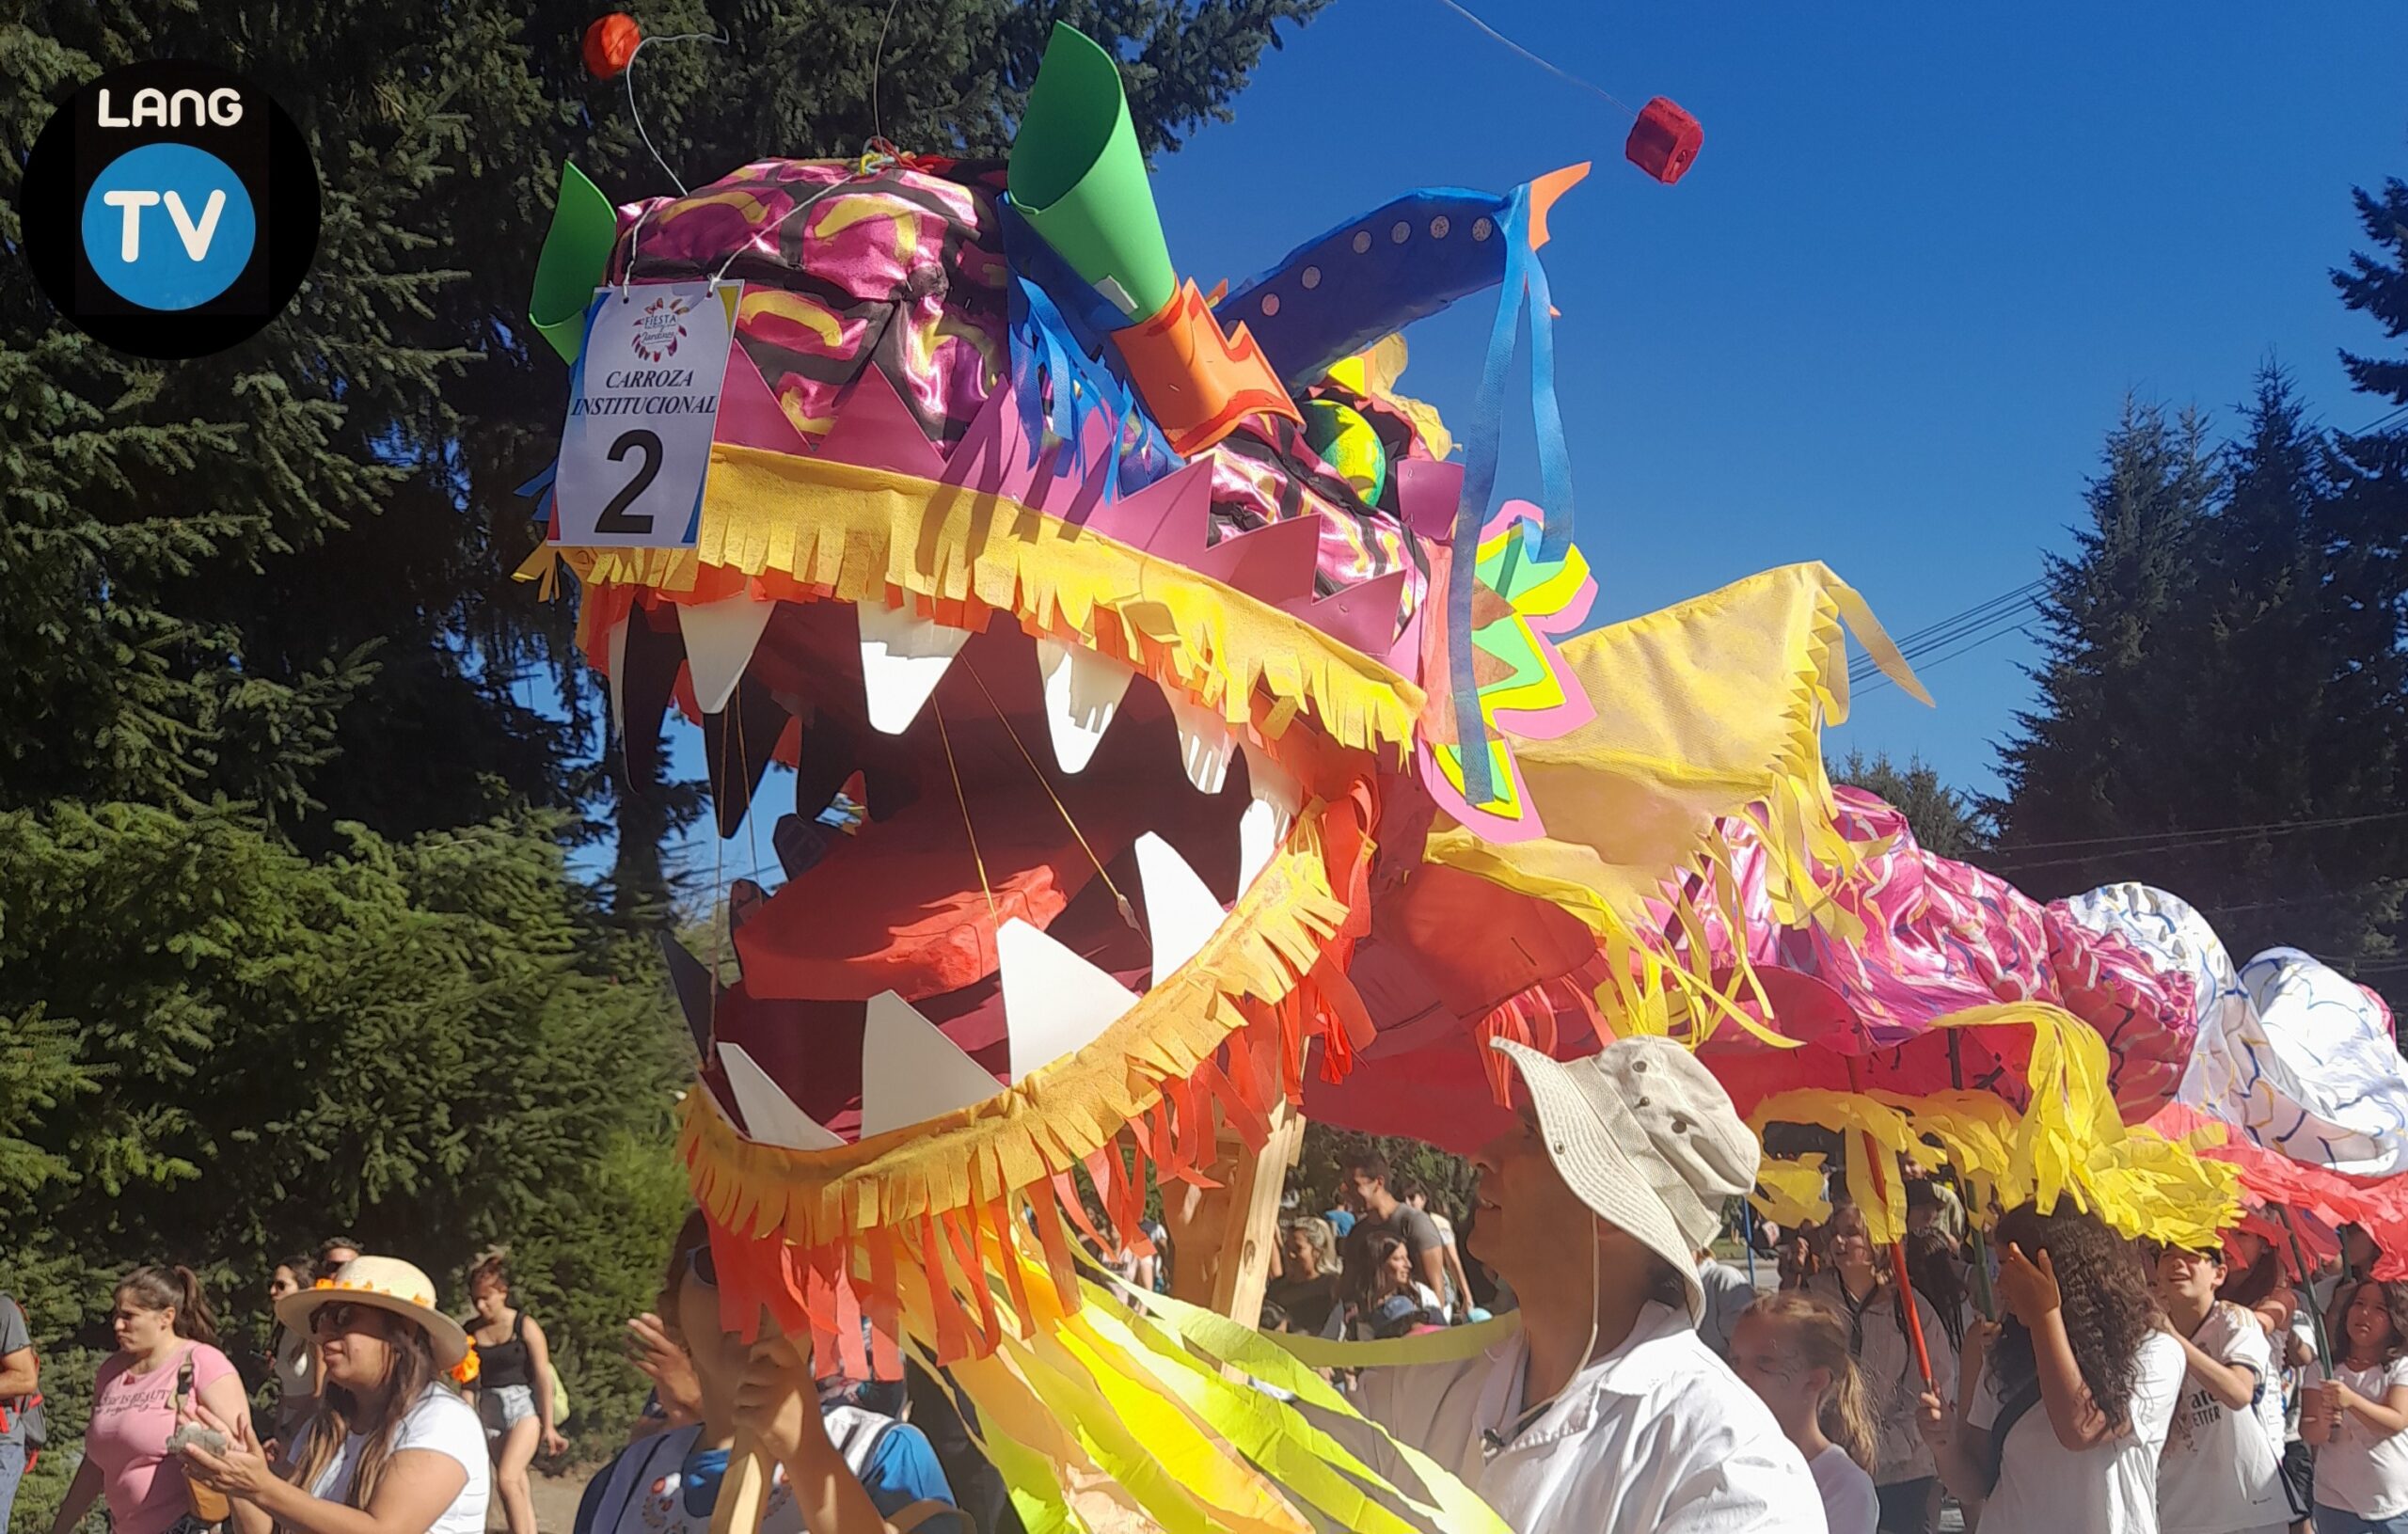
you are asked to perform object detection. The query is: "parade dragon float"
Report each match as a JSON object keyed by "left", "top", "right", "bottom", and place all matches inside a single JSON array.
[{"left": 517, "top": 21, "right": 2400, "bottom": 1533}]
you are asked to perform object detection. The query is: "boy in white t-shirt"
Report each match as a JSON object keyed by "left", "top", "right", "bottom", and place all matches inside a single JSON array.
[{"left": 2151, "top": 1244, "right": 2290, "bottom": 1534}]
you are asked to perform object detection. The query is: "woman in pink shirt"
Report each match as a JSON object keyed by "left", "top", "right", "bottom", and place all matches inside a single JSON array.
[{"left": 47, "top": 1266, "right": 250, "bottom": 1534}]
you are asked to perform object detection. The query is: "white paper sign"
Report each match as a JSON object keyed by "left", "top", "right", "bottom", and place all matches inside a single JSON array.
[{"left": 551, "top": 280, "right": 741, "bottom": 548}]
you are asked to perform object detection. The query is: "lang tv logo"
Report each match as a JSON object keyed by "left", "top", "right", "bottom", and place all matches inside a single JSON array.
[{"left": 18, "top": 61, "right": 320, "bottom": 359}]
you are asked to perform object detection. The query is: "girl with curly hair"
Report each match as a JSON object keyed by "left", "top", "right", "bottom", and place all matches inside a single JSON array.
[
  {"left": 1916, "top": 1205, "right": 2185, "bottom": 1533},
  {"left": 2303, "top": 1278, "right": 2408, "bottom": 1533}
]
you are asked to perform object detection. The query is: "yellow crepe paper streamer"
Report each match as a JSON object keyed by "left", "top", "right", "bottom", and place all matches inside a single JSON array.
[
  {"left": 1750, "top": 1152, "right": 1832, "bottom": 1229},
  {"left": 1745, "top": 1004, "right": 2240, "bottom": 1249},
  {"left": 530, "top": 438, "right": 1424, "bottom": 759},
  {"left": 1073, "top": 1302, "right": 1448, "bottom": 1534},
  {"left": 1125, "top": 1285, "right": 1517, "bottom": 1534},
  {"left": 910, "top": 1229, "right": 1513, "bottom": 1534}
]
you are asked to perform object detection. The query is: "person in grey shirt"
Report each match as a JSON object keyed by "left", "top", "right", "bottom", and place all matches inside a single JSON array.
[
  {"left": 0, "top": 1290, "right": 40, "bottom": 1532},
  {"left": 1697, "top": 1244, "right": 1758, "bottom": 1359}
]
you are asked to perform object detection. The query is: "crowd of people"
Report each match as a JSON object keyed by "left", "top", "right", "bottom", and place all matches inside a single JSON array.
[
  {"left": 1697, "top": 1173, "right": 2407, "bottom": 1534},
  {"left": 6, "top": 1047, "right": 2407, "bottom": 1534}
]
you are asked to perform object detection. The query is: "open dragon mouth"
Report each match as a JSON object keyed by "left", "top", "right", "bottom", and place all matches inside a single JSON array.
[{"left": 641, "top": 590, "right": 1325, "bottom": 1148}]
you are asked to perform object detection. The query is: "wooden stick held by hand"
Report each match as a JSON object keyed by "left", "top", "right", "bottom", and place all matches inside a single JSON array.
[{"left": 708, "top": 1435, "right": 772, "bottom": 1534}]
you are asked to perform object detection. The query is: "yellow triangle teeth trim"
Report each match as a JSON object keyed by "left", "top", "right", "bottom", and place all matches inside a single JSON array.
[{"left": 681, "top": 802, "right": 1348, "bottom": 1250}]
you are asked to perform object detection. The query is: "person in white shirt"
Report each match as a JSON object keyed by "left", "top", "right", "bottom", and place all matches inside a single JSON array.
[
  {"left": 1349, "top": 1036, "right": 1824, "bottom": 1532},
  {"left": 2150, "top": 1243, "right": 2290, "bottom": 1534},
  {"left": 2302, "top": 1278, "right": 2408, "bottom": 1534},
  {"left": 180, "top": 1256, "right": 492, "bottom": 1534},
  {"left": 1729, "top": 1293, "right": 1881, "bottom": 1534},
  {"left": 1916, "top": 1205, "right": 2185, "bottom": 1534}
]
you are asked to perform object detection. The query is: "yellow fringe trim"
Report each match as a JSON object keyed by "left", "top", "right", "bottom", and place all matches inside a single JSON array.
[
  {"left": 551, "top": 441, "right": 1424, "bottom": 757},
  {"left": 1746, "top": 1004, "right": 2241, "bottom": 1248},
  {"left": 681, "top": 801, "right": 1349, "bottom": 1251}
]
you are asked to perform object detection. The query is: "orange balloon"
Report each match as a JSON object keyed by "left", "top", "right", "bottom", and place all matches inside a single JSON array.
[{"left": 582, "top": 13, "right": 642, "bottom": 78}]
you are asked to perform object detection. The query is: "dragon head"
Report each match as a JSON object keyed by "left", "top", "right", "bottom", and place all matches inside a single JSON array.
[{"left": 524, "top": 25, "right": 1924, "bottom": 1384}]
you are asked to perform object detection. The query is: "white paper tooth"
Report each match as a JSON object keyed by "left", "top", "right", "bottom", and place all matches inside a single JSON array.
[
  {"left": 857, "top": 604, "right": 971, "bottom": 735},
  {"left": 677, "top": 594, "right": 778, "bottom": 716},
  {"left": 717, "top": 1042, "right": 846, "bottom": 1150},
  {"left": 1165, "top": 694, "right": 1236, "bottom": 795},
  {"left": 998, "top": 918, "right": 1140, "bottom": 1082},
  {"left": 605, "top": 617, "right": 631, "bottom": 737},
  {"left": 1036, "top": 640, "right": 1135, "bottom": 774},
  {"left": 860, "top": 990, "right": 1003, "bottom": 1136},
  {"left": 1237, "top": 745, "right": 1303, "bottom": 892},
  {"left": 1134, "top": 833, "right": 1228, "bottom": 988},
  {"left": 1238, "top": 799, "right": 1282, "bottom": 892},
  {"left": 1241, "top": 743, "right": 1304, "bottom": 818}
]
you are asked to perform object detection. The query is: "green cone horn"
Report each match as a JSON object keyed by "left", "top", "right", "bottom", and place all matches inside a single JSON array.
[
  {"left": 530, "top": 162, "right": 619, "bottom": 364},
  {"left": 1007, "top": 24, "right": 1178, "bottom": 320}
]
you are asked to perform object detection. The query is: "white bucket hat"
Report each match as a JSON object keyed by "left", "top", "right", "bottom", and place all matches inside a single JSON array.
[
  {"left": 275, "top": 1256, "right": 471, "bottom": 1369},
  {"left": 1491, "top": 1036, "right": 1760, "bottom": 1321}
]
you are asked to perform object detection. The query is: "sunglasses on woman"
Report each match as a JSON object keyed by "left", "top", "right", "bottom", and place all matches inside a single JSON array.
[{"left": 310, "top": 1303, "right": 372, "bottom": 1337}]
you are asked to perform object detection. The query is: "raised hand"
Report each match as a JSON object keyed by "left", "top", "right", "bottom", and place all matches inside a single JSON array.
[
  {"left": 731, "top": 1333, "right": 823, "bottom": 1466},
  {"left": 1998, "top": 1242, "right": 2062, "bottom": 1326},
  {"left": 627, "top": 1312, "right": 703, "bottom": 1425}
]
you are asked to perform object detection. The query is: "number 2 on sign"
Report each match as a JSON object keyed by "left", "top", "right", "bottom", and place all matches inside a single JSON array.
[
  {"left": 594, "top": 430, "right": 664, "bottom": 535},
  {"left": 549, "top": 279, "right": 738, "bottom": 548}
]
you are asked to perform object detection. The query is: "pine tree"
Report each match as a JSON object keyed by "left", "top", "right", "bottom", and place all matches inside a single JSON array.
[
  {"left": 1993, "top": 380, "right": 2403, "bottom": 997},
  {"left": 2335, "top": 177, "right": 2408, "bottom": 408},
  {"left": 1830, "top": 749, "right": 1990, "bottom": 860},
  {"left": 1992, "top": 399, "right": 2222, "bottom": 872}
]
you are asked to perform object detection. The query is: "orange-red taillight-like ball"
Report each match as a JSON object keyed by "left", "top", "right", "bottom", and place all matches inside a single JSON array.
[
  {"left": 1624, "top": 96, "right": 1703, "bottom": 185},
  {"left": 583, "top": 13, "right": 642, "bottom": 78}
]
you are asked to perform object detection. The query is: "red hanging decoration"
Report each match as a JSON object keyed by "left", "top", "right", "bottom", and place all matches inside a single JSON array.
[
  {"left": 583, "top": 13, "right": 642, "bottom": 79},
  {"left": 1624, "top": 97, "right": 1703, "bottom": 185}
]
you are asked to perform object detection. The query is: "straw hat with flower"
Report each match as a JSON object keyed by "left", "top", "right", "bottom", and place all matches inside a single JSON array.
[{"left": 276, "top": 1256, "right": 475, "bottom": 1378}]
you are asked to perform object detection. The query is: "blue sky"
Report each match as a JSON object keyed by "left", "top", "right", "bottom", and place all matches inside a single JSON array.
[
  {"left": 1149, "top": 0, "right": 2408, "bottom": 797},
  {"left": 649, "top": 4, "right": 2408, "bottom": 888}
]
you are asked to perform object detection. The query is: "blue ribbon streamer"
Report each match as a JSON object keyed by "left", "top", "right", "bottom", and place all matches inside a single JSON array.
[
  {"left": 1000, "top": 204, "right": 1183, "bottom": 501},
  {"left": 1442, "top": 182, "right": 1577, "bottom": 810}
]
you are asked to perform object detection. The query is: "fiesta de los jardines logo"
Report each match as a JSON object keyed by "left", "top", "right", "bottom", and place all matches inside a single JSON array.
[
  {"left": 628, "top": 292, "right": 694, "bottom": 363},
  {"left": 17, "top": 59, "right": 321, "bottom": 359}
]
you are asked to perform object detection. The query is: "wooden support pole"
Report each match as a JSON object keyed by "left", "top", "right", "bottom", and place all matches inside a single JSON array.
[{"left": 1164, "top": 1097, "right": 1304, "bottom": 1323}]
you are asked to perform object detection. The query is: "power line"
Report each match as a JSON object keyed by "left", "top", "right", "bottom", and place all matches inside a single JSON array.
[
  {"left": 1851, "top": 582, "right": 2043, "bottom": 687},
  {"left": 1990, "top": 808, "right": 2408, "bottom": 858},
  {"left": 1871, "top": 581, "right": 2045, "bottom": 659},
  {"left": 1983, "top": 810, "right": 2408, "bottom": 875},
  {"left": 1857, "top": 619, "right": 2033, "bottom": 696},
  {"left": 1847, "top": 400, "right": 2405, "bottom": 691}
]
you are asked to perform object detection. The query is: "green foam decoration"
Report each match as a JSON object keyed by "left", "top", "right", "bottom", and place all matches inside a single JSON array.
[
  {"left": 1007, "top": 24, "right": 1178, "bottom": 320},
  {"left": 531, "top": 162, "right": 620, "bottom": 365}
]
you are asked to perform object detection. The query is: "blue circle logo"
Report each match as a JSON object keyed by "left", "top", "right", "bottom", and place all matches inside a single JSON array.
[{"left": 79, "top": 142, "right": 258, "bottom": 310}]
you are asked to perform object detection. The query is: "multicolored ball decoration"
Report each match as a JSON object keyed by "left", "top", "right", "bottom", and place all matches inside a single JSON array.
[{"left": 1301, "top": 398, "right": 1388, "bottom": 503}]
